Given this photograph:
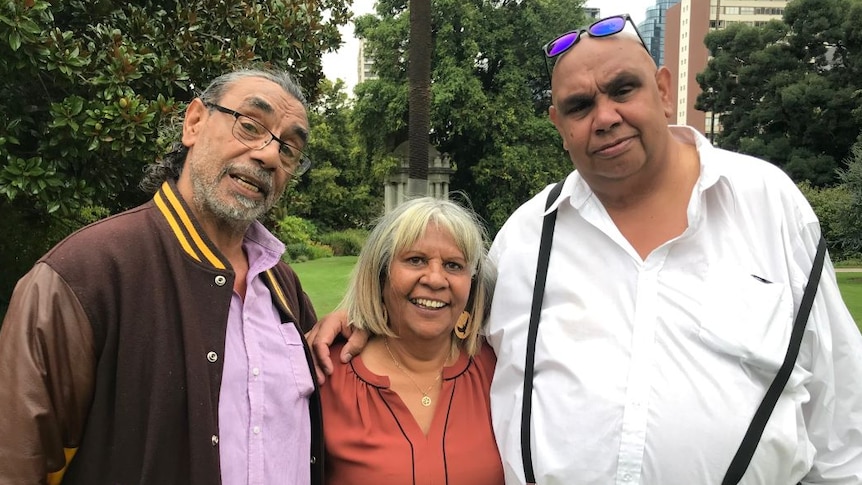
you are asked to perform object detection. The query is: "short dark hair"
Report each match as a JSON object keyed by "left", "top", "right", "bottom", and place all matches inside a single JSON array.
[{"left": 139, "top": 68, "right": 306, "bottom": 193}]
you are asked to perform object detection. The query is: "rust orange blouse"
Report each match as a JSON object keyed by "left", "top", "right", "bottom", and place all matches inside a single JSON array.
[{"left": 321, "top": 341, "right": 504, "bottom": 485}]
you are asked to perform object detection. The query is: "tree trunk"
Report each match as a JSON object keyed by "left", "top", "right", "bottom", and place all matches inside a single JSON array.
[{"left": 407, "top": 0, "right": 432, "bottom": 198}]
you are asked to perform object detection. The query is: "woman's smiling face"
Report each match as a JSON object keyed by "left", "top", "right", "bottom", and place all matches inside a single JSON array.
[{"left": 382, "top": 224, "right": 472, "bottom": 343}]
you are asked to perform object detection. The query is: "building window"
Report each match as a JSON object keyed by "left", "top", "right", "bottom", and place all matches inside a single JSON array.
[{"left": 754, "top": 7, "right": 785, "bottom": 15}]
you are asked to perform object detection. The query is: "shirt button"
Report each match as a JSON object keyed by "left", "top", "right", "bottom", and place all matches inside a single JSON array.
[
  {"left": 214, "top": 275, "right": 227, "bottom": 286},
  {"left": 211, "top": 435, "right": 219, "bottom": 446},
  {"left": 252, "top": 367, "right": 260, "bottom": 376},
  {"left": 206, "top": 351, "right": 218, "bottom": 363},
  {"left": 253, "top": 426, "right": 261, "bottom": 434}
]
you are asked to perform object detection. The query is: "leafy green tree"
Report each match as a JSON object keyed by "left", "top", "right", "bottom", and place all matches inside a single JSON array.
[
  {"left": 280, "top": 78, "right": 382, "bottom": 231},
  {"left": 352, "top": 0, "right": 585, "bottom": 231},
  {"left": 696, "top": 0, "right": 862, "bottom": 186},
  {"left": 0, "top": 0, "right": 350, "bottom": 313}
]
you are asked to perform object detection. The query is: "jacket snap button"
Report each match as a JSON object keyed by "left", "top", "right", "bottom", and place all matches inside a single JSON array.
[
  {"left": 207, "top": 351, "right": 218, "bottom": 363},
  {"left": 214, "top": 275, "right": 227, "bottom": 286}
]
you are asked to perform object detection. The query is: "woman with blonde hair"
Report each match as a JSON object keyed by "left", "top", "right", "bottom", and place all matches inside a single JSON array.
[{"left": 320, "top": 196, "right": 503, "bottom": 484}]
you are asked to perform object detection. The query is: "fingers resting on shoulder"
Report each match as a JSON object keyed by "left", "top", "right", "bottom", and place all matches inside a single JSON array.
[{"left": 305, "top": 309, "right": 369, "bottom": 385}]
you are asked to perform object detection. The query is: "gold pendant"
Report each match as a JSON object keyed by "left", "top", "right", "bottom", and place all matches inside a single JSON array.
[{"left": 421, "top": 395, "right": 432, "bottom": 407}]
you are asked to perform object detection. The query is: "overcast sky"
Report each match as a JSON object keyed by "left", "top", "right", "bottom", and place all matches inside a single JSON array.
[{"left": 321, "top": 0, "right": 658, "bottom": 93}]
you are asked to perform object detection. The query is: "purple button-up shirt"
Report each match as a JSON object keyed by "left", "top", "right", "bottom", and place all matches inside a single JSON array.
[{"left": 219, "top": 222, "right": 314, "bottom": 485}]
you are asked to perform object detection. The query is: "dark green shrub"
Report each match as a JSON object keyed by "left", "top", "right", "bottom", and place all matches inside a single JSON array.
[
  {"left": 284, "top": 242, "right": 333, "bottom": 263},
  {"left": 274, "top": 215, "right": 318, "bottom": 246},
  {"left": 799, "top": 181, "right": 852, "bottom": 258},
  {"left": 308, "top": 243, "right": 335, "bottom": 260},
  {"left": 319, "top": 229, "right": 368, "bottom": 256}
]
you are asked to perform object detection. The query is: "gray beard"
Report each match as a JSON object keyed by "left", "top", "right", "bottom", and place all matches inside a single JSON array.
[{"left": 191, "top": 173, "right": 273, "bottom": 235}]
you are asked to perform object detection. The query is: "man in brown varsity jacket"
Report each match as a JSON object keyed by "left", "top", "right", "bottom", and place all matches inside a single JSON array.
[{"left": 0, "top": 69, "right": 324, "bottom": 484}]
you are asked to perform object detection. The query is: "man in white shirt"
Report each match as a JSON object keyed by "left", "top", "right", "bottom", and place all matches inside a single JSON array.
[
  {"left": 486, "top": 15, "right": 862, "bottom": 484},
  {"left": 310, "top": 14, "right": 862, "bottom": 484}
]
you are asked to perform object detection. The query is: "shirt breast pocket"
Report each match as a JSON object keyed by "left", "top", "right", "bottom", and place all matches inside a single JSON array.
[
  {"left": 697, "top": 268, "right": 794, "bottom": 375},
  {"left": 277, "top": 322, "right": 315, "bottom": 398}
]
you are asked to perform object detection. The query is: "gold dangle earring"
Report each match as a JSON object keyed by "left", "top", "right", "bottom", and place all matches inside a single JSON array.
[{"left": 454, "top": 311, "right": 470, "bottom": 339}]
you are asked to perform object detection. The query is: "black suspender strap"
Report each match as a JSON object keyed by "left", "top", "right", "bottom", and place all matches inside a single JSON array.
[
  {"left": 722, "top": 234, "right": 827, "bottom": 485},
  {"left": 521, "top": 180, "right": 565, "bottom": 485}
]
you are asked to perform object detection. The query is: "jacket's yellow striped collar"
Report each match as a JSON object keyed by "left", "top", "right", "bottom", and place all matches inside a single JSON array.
[
  {"left": 153, "top": 180, "right": 228, "bottom": 270},
  {"left": 152, "top": 180, "right": 294, "bottom": 319}
]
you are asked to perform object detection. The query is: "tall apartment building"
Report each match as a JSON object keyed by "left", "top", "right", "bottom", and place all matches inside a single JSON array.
[
  {"left": 357, "top": 39, "right": 378, "bottom": 84},
  {"left": 584, "top": 7, "right": 601, "bottom": 20},
  {"left": 637, "top": 0, "right": 681, "bottom": 67},
  {"left": 665, "top": 0, "right": 789, "bottom": 139}
]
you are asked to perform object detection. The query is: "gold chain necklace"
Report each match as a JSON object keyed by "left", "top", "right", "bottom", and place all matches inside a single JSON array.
[{"left": 384, "top": 338, "right": 443, "bottom": 407}]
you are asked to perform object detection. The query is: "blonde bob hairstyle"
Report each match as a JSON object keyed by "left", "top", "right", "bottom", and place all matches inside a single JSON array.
[{"left": 339, "top": 196, "right": 495, "bottom": 357}]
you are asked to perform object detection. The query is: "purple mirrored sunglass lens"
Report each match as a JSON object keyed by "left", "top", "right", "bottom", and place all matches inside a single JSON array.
[
  {"left": 589, "top": 16, "right": 626, "bottom": 37},
  {"left": 547, "top": 31, "right": 580, "bottom": 57}
]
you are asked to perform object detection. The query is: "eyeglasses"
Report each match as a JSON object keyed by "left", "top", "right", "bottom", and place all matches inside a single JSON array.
[
  {"left": 204, "top": 102, "right": 312, "bottom": 177},
  {"left": 542, "top": 14, "right": 650, "bottom": 80}
]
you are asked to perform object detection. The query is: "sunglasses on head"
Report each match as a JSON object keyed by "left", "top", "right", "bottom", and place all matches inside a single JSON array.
[{"left": 542, "top": 14, "right": 650, "bottom": 80}]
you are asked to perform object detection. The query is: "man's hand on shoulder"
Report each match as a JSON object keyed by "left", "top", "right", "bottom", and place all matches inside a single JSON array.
[{"left": 305, "top": 309, "right": 368, "bottom": 384}]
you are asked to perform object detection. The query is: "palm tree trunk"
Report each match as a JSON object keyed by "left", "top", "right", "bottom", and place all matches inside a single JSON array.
[{"left": 407, "top": 0, "right": 431, "bottom": 197}]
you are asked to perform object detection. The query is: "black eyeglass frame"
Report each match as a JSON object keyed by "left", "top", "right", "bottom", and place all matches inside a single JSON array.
[
  {"left": 204, "top": 101, "right": 312, "bottom": 177},
  {"left": 541, "top": 14, "right": 650, "bottom": 84}
]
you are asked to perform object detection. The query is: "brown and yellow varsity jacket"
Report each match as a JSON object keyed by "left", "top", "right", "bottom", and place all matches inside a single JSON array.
[{"left": 0, "top": 180, "right": 323, "bottom": 485}]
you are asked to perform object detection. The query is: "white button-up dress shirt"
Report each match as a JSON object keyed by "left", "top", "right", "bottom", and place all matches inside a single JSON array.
[{"left": 487, "top": 126, "right": 862, "bottom": 485}]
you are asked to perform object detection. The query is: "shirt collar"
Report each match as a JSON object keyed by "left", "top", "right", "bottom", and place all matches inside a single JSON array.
[{"left": 243, "top": 221, "right": 286, "bottom": 276}]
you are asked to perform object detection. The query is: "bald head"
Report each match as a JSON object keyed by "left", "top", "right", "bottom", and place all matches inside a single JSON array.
[
  {"left": 551, "top": 32, "right": 656, "bottom": 93},
  {"left": 551, "top": 32, "right": 656, "bottom": 107}
]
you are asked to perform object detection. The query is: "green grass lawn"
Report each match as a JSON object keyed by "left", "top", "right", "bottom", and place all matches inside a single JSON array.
[
  {"left": 292, "top": 257, "right": 862, "bottom": 332},
  {"left": 291, "top": 256, "right": 357, "bottom": 315},
  {"left": 836, "top": 272, "right": 862, "bottom": 332}
]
